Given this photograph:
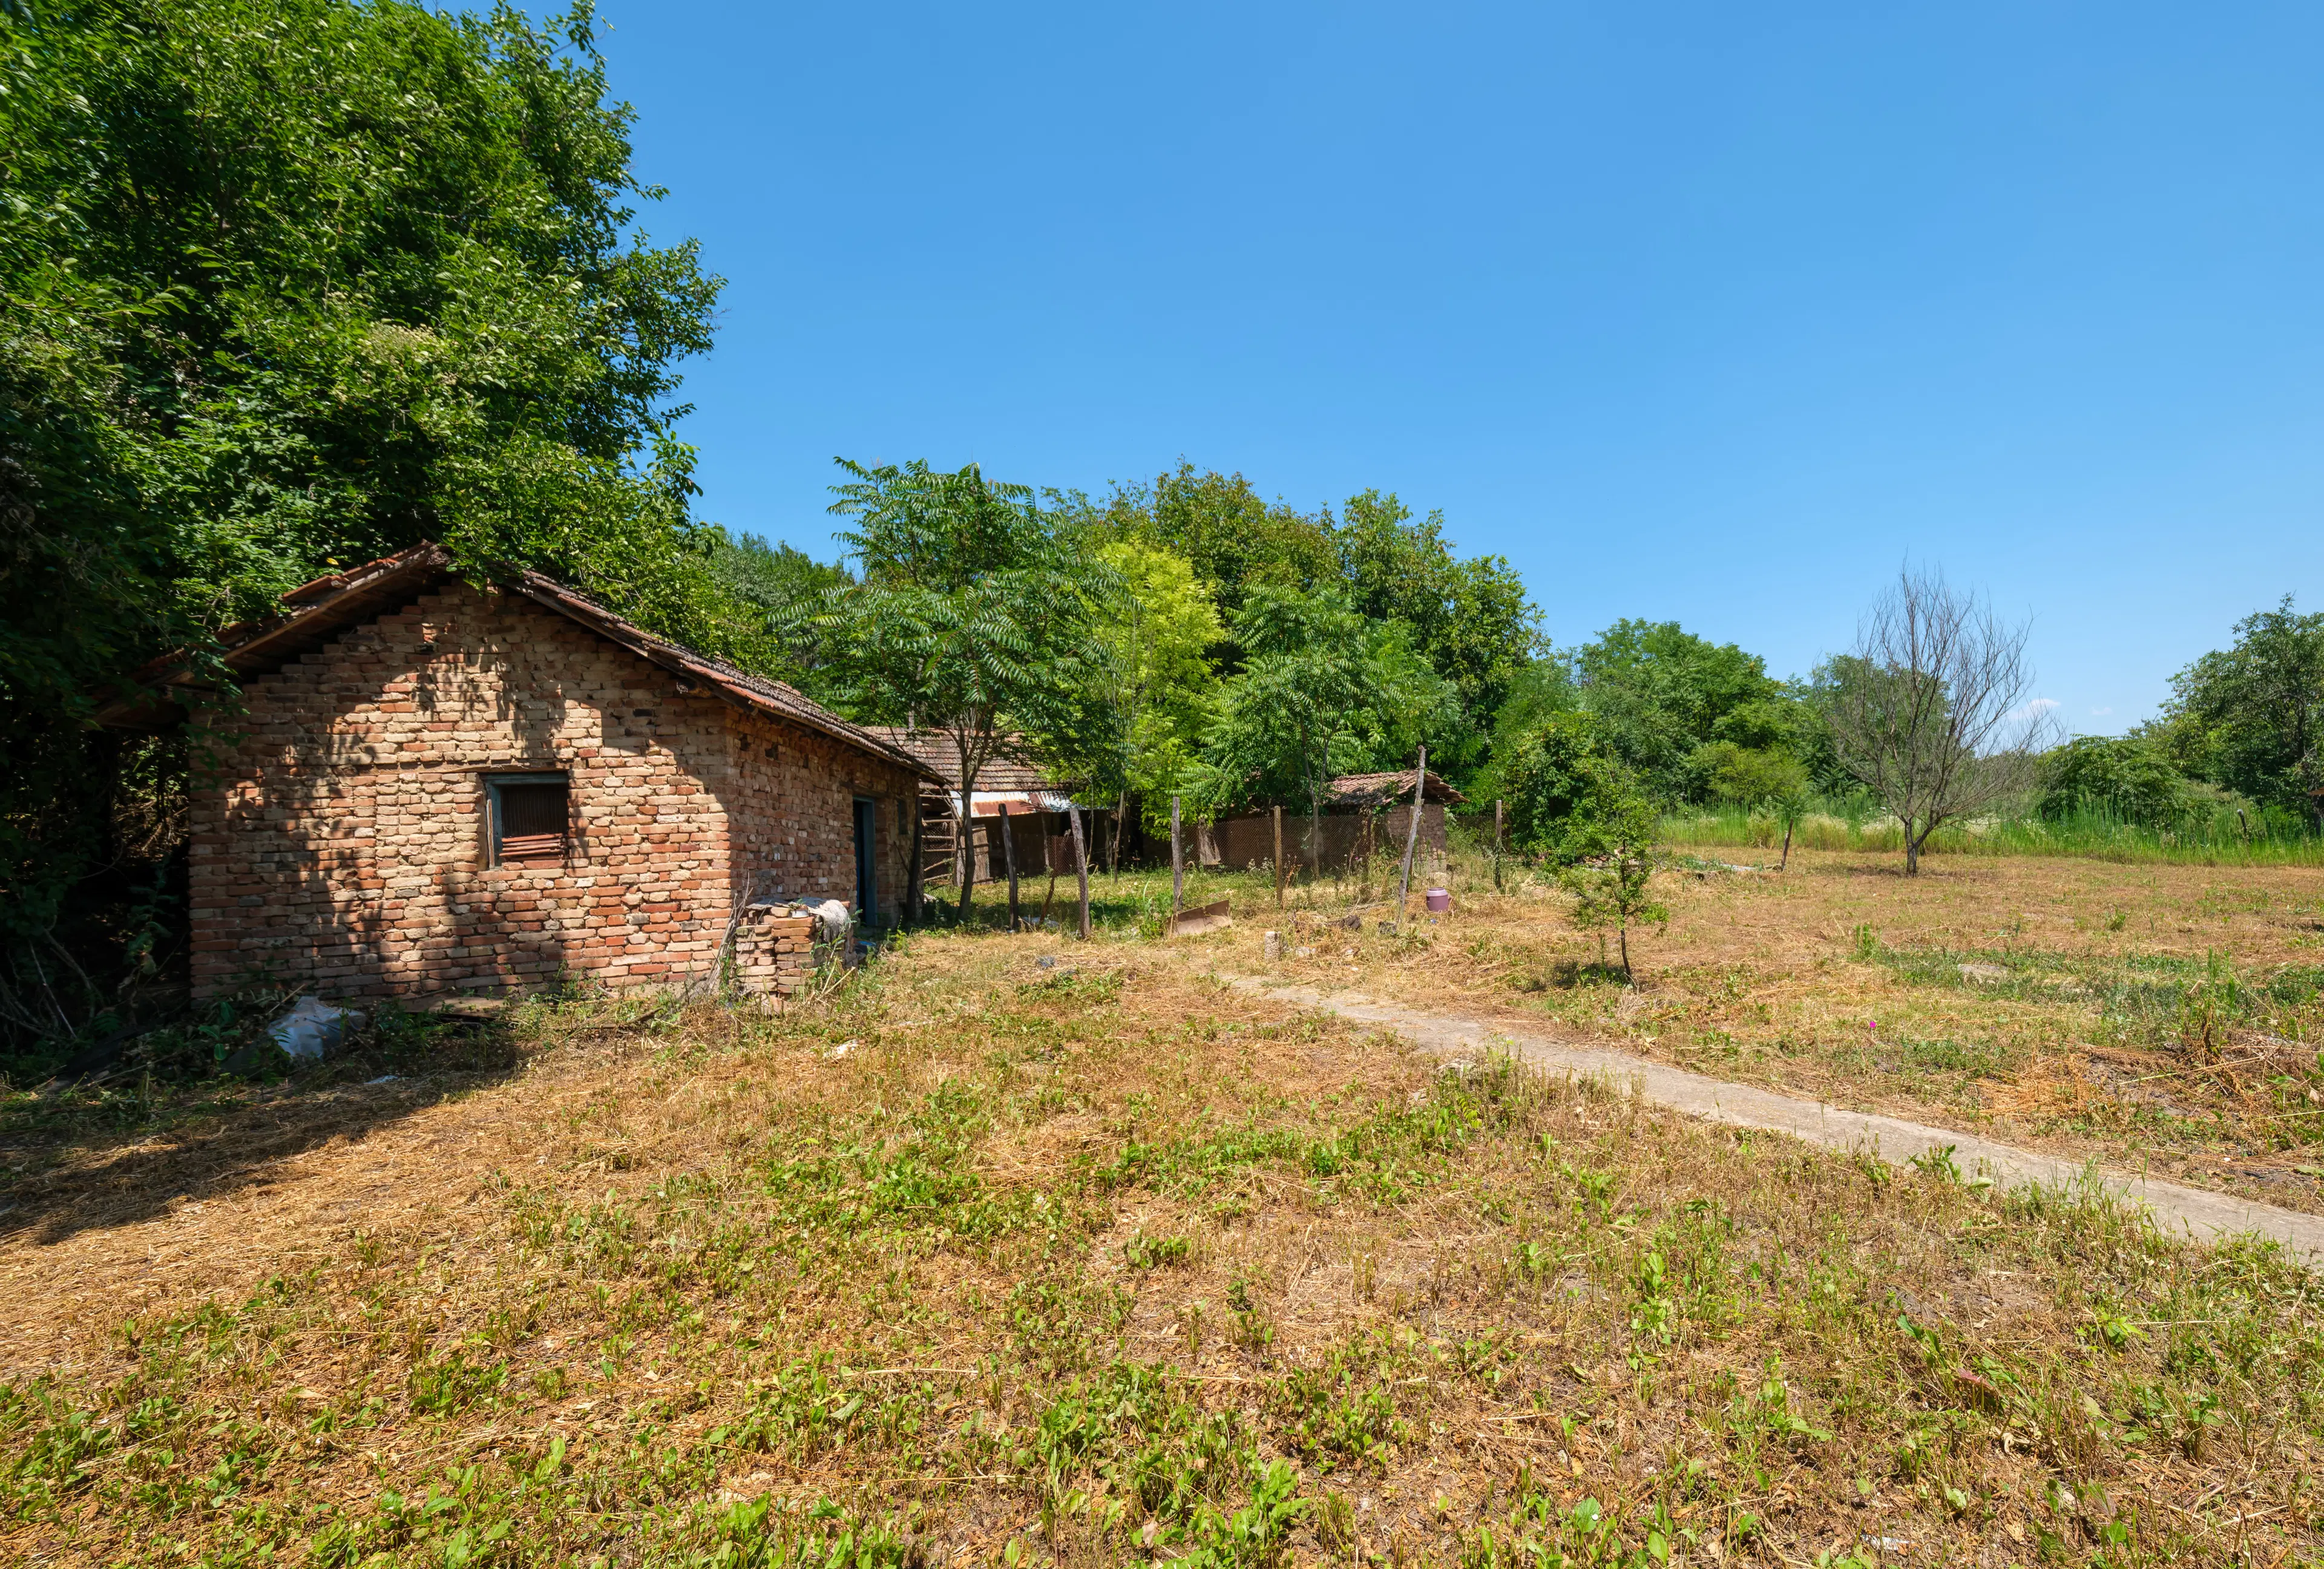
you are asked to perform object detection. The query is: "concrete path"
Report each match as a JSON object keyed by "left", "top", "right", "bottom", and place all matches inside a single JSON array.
[{"left": 1224, "top": 975, "right": 2324, "bottom": 1263}]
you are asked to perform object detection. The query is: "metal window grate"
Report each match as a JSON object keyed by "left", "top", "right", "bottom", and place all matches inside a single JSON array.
[{"left": 489, "top": 774, "right": 569, "bottom": 864}]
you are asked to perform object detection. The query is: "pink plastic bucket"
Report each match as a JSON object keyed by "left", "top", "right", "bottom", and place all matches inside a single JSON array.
[{"left": 1425, "top": 888, "right": 1451, "bottom": 914}]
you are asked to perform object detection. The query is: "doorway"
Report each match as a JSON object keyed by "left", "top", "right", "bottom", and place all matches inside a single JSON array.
[{"left": 853, "top": 798, "right": 877, "bottom": 922}]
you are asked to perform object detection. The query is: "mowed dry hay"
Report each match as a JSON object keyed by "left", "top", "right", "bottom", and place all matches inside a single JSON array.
[
  {"left": 1202, "top": 846, "right": 2324, "bottom": 1214},
  {"left": 0, "top": 931, "right": 2319, "bottom": 1567}
]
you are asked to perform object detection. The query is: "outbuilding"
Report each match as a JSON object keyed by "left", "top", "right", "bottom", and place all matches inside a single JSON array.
[
  {"left": 1211, "top": 768, "right": 1465, "bottom": 875},
  {"left": 96, "top": 545, "right": 940, "bottom": 1007}
]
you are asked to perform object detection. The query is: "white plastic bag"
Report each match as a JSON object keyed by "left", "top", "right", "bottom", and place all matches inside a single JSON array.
[{"left": 268, "top": 995, "right": 367, "bottom": 1060}]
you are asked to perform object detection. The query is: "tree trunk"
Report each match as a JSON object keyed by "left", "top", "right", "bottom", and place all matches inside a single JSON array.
[
  {"left": 1111, "top": 790, "right": 1129, "bottom": 870},
  {"left": 956, "top": 778, "right": 977, "bottom": 915},
  {"left": 1903, "top": 822, "right": 1921, "bottom": 876},
  {"left": 1273, "top": 805, "right": 1285, "bottom": 908},
  {"left": 1619, "top": 923, "right": 1632, "bottom": 981},
  {"left": 1779, "top": 822, "right": 1794, "bottom": 871},
  {"left": 1067, "top": 802, "right": 1092, "bottom": 940},
  {"left": 1307, "top": 789, "right": 1323, "bottom": 885},
  {"left": 1040, "top": 821, "right": 1057, "bottom": 926}
]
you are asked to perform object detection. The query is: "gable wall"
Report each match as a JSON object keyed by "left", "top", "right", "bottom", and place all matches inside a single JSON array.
[
  {"left": 186, "top": 581, "right": 918, "bottom": 1003},
  {"left": 720, "top": 707, "right": 919, "bottom": 923}
]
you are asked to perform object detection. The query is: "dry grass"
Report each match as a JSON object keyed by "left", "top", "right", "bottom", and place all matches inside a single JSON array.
[
  {"left": 2, "top": 923, "right": 2321, "bottom": 1567},
  {"left": 1167, "top": 842, "right": 2324, "bottom": 1217}
]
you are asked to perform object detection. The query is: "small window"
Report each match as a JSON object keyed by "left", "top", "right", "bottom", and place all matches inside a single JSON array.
[{"left": 488, "top": 773, "right": 570, "bottom": 865}]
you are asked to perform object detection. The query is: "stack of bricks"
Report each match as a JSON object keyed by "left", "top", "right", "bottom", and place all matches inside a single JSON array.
[
  {"left": 730, "top": 912, "right": 819, "bottom": 1001},
  {"left": 185, "top": 579, "right": 921, "bottom": 1006}
]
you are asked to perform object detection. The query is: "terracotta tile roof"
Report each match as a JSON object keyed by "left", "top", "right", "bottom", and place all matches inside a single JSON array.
[
  {"left": 92, "top": 543, "right": 942, "bottom": 782},
  {"left": 864, "top": 728, "right": 1063, "bottom": 793},
  {"left": 1325, "top": 769, "right": 1466, "bottom": 807}
]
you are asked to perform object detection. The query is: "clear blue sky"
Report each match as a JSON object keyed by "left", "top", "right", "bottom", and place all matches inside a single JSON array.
[{"left": 599, "top": 2, "right": 2324, "bottom": 732}]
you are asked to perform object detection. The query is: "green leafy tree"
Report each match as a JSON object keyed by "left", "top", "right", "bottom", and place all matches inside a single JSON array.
[
  {"left": 1770, "top": 776, "right": 1811, "bottom": 871},
  {"left": 1497, "top": 714, "right": 1666, "bottom": 975},
  {"left": 1334, "top": 489, "right": 1543, "bottom": 776},
  {"left": 0, "top": 0, "right": 724, "bottom": 1048},
  {"left": 823, "top": 459, "right": 1114, "bottom": 914},
  {"left": 1195, "top": 584, "right": 1451, "bottom": 877},
  {"left": 1086, "top": 542, "right": 1224, "bottom": 855},
  {"left": 1687, "top": 742, "right": 1807, "bottom": 807},
  {"left": 1689, "top": 742, "right": 1811, "bottom": 867},
  {"left": 1560, "top": 831, "right": 1667, "bottom": 981},
  {"left": 1341, "top": 623, "right": 1463, "bottom": 775},
  {"left": 709, "top": 536, "right": 854, "bottom": 688},
  {"left": 1497, "top": 714, "right": 1626, "bottom": 862},
  {"left": 2150, "top": 598, "right": 2324, "bottom": 830},
  {"left": 1124, "top": 465, "right": 1339, "bottom": 627},
  {"left": 714, "top": 535, "right": 853, "bottom": 618},
  {"left": 1572, "top": 620, "right": 1788, "bottom": 796},
  {"left": 1487, "top": 657, "right": 1581, "bottom": 756}
]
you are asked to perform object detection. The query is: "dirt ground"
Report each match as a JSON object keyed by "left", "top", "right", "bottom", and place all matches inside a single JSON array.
[
  {"left": 3, "top": 891, "right": 2322, "bottom": 1567},
  {"left": 1177, "top": 844, "right": 2324, "bottom": 1216}
]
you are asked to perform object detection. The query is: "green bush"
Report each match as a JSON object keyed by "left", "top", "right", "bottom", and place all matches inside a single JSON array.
[
  {"left": 1495, "top": 714, "right": 1647, "bottom": 866},
  {"left": 2036, "top": 736, "right": 2236, "bottom": 831}
]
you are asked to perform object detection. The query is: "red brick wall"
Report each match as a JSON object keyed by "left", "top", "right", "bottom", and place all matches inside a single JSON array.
[
  {"left": 721, "top": 709, "right": 917, "bottom": 923},
  {"left": 186, "top": 581, "right": 919, "bottom": 1004}
]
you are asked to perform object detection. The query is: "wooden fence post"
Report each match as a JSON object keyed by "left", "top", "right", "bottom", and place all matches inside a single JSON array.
[
  {"left": 999, "top": 800, "right": 1019, "bottom": 931},
  {"left": 1039, "top": 815, "right": 1057, "bottom": 926},
  {"left": 1394, "top": 747, "right": 1428, "bottom": 929},
  {"left": 1170, "top": 795, "right": 1184, "bottom": 913}
]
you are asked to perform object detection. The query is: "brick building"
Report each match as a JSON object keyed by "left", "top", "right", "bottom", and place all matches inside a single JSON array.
[{"left": 97, "top": 545, "right": 938, "bottom": 1006}]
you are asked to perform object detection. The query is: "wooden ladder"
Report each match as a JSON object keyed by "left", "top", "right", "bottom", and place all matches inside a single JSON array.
[{"left": 918, "top": 797, "right": 979, "bottom": 888}]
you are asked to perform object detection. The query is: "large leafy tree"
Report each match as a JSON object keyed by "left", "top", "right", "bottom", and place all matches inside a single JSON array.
[
  {"left": 823, "top": 459, "right": 1113, "bottom": 914},
  {"left": 710, "top": 535, "right": 854, "bottom": 688},
  {"left": 2150, "top": 598, "right": 2324, "bottom": 830},
  {"left": 1195, "top": 583, "right": 1454, "bottom": 875},
  {"left": 0, "top": 0, "right": 725, "bottom": 1047},
  {"left": 1335, "top": 489, "right": 1541, "bottom": 771},
  {"left": 1066, "top": 468, "right": 1544, "bottom": 786},
  {"left": 1086, "top": 541, "right": 1223, "bottom": 855},
  {"left": 2, "top": 0, "right": 726, "bottom": 642},
  {"left": 1572, "top": 620, "right": 1787, "bottom": 794},
  {"left": 1121, "top": 464, "right": 1338, "bottom": 629}
]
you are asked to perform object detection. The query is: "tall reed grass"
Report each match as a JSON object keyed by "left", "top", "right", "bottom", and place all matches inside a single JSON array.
[{"left": 1658, "top": 801, "right": 2324, "bottom": 866}]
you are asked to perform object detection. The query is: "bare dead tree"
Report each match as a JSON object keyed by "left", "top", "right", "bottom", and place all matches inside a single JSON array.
[{"left": 1825, "top": 566, "right": 2056, "bottom": 874}]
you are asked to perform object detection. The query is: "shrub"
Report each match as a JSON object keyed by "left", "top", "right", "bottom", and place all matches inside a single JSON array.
[
  {"left": 2036, "top": 735, "right": 2268, "bottom": 837},
  {"left": 2037, "top": 737, "right": 2210, "bottom": 830},
  {"left": 1497, "top": 714, "right": 1645, "bottom": 866}
]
